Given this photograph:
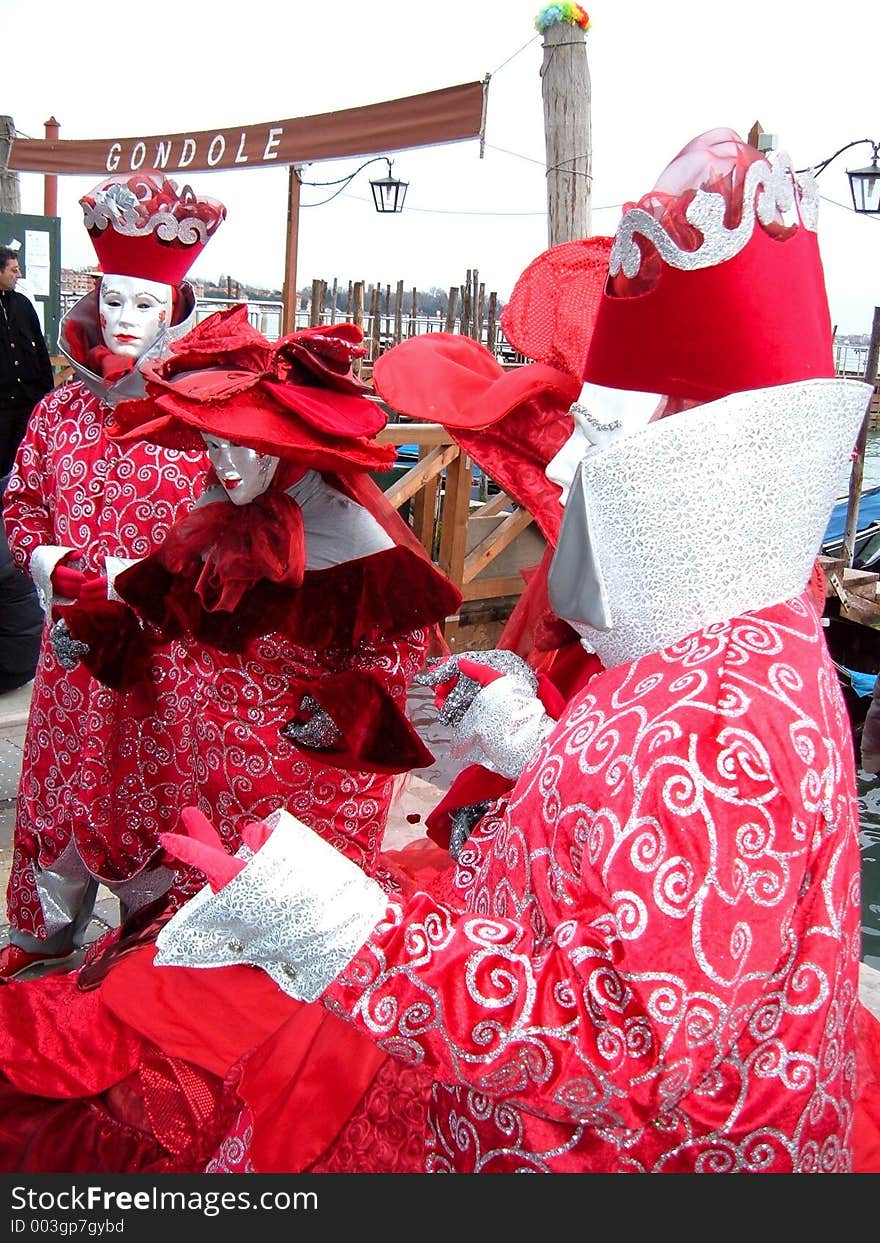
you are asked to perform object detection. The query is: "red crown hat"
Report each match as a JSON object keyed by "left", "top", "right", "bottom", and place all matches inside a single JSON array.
[
  {"left": 80, "top": 172, "right": 227, "bottom": 287},
  {"left": 108, "top": 305, "right": 395, "bottom": 475},
  {"left": 583, "top": 128, "right": 835, "bottom": 402}
]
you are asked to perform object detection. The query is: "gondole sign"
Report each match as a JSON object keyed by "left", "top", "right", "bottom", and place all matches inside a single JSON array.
[{"left": 7, "top": 81, "right": 488, "bottom": 175}]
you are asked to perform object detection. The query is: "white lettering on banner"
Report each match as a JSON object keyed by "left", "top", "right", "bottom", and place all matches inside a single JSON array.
[
  {"left": 263, "top": 128, "right": 283, "bottom": 160},
  {"left": 207, "top": 135, "right": 225, "bottom": 166},
  {"left": 101, "top": 127, "right": 287, "bottom": 174}
]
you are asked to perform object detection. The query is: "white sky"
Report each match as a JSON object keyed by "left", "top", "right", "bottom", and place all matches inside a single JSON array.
[{"left": 5, "top": 0, "right": 880, "bottom": 334}]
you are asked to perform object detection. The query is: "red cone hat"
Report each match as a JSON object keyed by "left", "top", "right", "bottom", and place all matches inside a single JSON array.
[
  {"left": 80, "top": 172, "right": 226, "bottom": 287},
  {"left": 583, "top": 128, "right": 835, "bottom": 403}
]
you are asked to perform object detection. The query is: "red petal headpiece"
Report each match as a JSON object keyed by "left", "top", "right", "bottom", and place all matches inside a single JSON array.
[{"left": 108, "top": 305, "right": 395, "bottom": 474}]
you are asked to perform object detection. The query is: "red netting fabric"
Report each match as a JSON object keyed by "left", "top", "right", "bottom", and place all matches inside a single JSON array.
[{"left": 500, "top": 236, "right": 613, "bottom": 376}]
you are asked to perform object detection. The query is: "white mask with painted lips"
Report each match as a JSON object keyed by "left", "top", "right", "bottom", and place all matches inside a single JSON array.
[
  {"left": 202, "top": 434, "right": 280, "bottom": 506},
  {"left": 99, "top": 273, "right": 174, "bottom": 359}
]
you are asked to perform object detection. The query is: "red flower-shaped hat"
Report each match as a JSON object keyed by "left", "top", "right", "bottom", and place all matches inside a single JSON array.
[{"left": 108, "top": 305, "right": 395, "bottom": 474}]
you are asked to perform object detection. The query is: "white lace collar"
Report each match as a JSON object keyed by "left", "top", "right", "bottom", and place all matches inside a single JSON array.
[{"left": 548, "top": 378, "right": 871, "bottom": 668}]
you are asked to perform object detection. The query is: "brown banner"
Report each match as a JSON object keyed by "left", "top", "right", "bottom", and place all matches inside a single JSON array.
[{"left": 8, "top": 81, "right": 487, "bottom": 176}]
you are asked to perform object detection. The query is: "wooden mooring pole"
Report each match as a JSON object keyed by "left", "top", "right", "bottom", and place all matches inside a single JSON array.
[
  {"left": 0, "top": 117, "right": 21, "bottom": 214},
  {"left": 842, "top": 305, "right": 880, "bottom": 566},
  {"left": 540, "top": 20, "right": 591, "bottom": 244}
]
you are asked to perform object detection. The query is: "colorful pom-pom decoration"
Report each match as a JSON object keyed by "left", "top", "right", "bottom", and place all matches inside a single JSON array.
[{"left": 534, "top": 4, "right": 591, "bottom": 33}]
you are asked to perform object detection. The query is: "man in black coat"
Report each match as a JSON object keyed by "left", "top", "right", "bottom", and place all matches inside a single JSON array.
[{"left": 0, "top": 247, "right": 54, "bottom": 475}]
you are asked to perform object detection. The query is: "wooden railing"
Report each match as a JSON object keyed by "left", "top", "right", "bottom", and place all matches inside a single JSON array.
[{"left": 376, "top": 422, "right": 538, "bottom": 641}]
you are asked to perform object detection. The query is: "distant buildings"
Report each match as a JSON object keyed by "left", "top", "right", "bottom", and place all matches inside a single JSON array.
[
  {"left": 60, "top": 268, "right": 207, "bottom": 298},
  {"left": 60, "top": 268, "right": 100, "bottom": 296}
]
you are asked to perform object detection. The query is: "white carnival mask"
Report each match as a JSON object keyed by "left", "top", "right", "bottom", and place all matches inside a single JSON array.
[
  {"left": 202, "top": 434, "right": 280, "bottom": 506},
  {"left": 99, "top": 273, "right": 174, "bottom": 359}
]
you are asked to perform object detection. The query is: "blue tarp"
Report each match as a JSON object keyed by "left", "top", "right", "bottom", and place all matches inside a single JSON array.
[
  {"left": 847, "top": 667, "right": 878, "bottom": 698},
  {"left": 823, "top": 484, "right": 880, "bottom": 545}
]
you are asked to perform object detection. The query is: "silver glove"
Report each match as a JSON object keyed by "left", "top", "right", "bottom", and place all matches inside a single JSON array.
[
  {"left": 282, "top": 694, "right": 344, "bottom": 750},
  {"left": 49, "top": 619, "right": 90, "bottom": 670},
  {"left": 415, "top": 650, "right": 539, "bottom": 727},
  {"left": 155, "top": 808, "right": 387, "bottom": 1002}
]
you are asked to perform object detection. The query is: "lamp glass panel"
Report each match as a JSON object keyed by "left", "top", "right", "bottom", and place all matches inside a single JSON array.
[
  {"left": 370, "top": 178, "right": 408, "bottom": 213},
  {"left": 848, "top": 165, "right": 880, "bottom": 213}
]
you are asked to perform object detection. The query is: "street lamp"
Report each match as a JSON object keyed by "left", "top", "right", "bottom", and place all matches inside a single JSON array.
[
  {"left": 300, "top": 155, "right": 409, "bottom": 214},
  {"left": 801, "top": 137, "right": 880, "bottom": 566},
  {"left": 847, "top": 149, "right": 880, "bottom": 214},
  {"left": 369, "top": 159, "right": 409, "bottom": 214},
  {"left": 799, "top": 138, "right": 880, "bottom": 213}
]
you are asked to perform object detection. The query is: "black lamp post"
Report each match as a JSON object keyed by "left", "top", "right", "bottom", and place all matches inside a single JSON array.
[
  {"left": 369, "top": 159, "right": 409, "bottom": 214},
  {"left": 802, "top": 138, "right": 880, "bottom": 565},
  {"left": 800, "top": 138, "right": 880, "bottom": 213}
]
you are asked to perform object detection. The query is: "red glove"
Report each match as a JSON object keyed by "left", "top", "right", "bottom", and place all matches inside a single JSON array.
[
  {"left": 77, "top": 575, "right": 109, "bottom": 605},
  {"left": 51, "top": 564, "right": 108, "bottom": 617},
  {"left": 160, "top": 806, "right": 273, "bottom": 893},
  {"left": 51, "top": 565, "right": 87, "bottom": 599}
]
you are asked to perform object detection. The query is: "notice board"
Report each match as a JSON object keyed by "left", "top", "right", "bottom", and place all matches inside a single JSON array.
[{"left": 0, "top": 211, "right": 61, "bottom": 353}]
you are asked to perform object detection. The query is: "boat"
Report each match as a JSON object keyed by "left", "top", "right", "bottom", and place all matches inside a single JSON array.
[
  {"left": 822, "top": 484, "right": 880, "bottom": 568},
  {"left": 823, "top": 610, "right": 880, "bottom": 740}
]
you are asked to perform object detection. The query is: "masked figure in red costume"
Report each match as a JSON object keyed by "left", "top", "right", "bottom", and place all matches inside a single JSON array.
[
  {"left": 153, "top": 129, "right": 876, "bottom": 1172},
  {"left": 0, "top": 305, "right": 461, "bottom": 1176},
  {"left": 370, "top": 236, "right": 614, "bottom": 854},
  {"left": 0, "top": 174, "right": 226, "bottom": 979},
  {"left": 57, "top": 303, "right": 460, "bottom": 882}
]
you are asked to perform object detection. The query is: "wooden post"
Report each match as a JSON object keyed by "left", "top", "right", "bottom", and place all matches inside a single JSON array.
[
  {"left": 437, "top": 448, "right": 473, "bottom": 638},
  {"left": 842, "top": 305, "right": 880, "bottom": 566},
  {"left": 486, "top": 291, "right": 498, "bottom": 354},
  {"left": 43, "top": 117, "right": 59, "bottom": 216},
  {"left": 0, "top": 116, "right": 21, "bottom": 214},
  {"left": 394, "top": 279, "right": 404, "bottom": 344},
  {"left": 329, "top": 277, "right": 338, "bottom": 325},
  {"left": 351, "top": 281, "right": 364, "bottom": 330},
  {"left": 351, "top": 281, "right": 365, "bottom": 378},
  {"left": 540, "top": 19, "right": 591, "bottom": 244},
  {"left": 281, "top": 166, "right": 302, "bottom": 335},
  {"left": 409, "top": 287, "right": 417, "bottom": 337},
  {"left": 460, "top": 276, "right": 471, "bottom": 338},
  {"left": 310, "top": 278, "right": 325, "bottom": 327},
  {"left": 444, "top": 287, "right": 458, "bottom": 333},
  {"left": 369, "top": 284, "right": 381, "bottom": 360}
]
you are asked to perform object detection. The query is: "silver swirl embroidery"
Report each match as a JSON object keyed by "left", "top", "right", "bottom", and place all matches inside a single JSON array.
[{"left": 610, "top": 150, "right": 817, "bottom": 280}]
